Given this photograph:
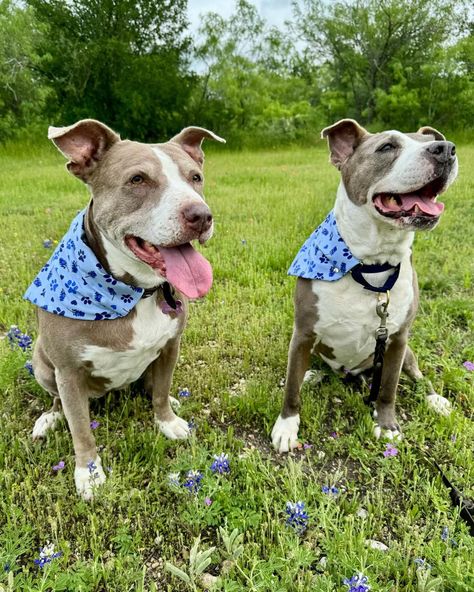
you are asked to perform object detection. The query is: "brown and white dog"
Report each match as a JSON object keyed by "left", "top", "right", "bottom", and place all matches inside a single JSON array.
[
  {"left": 272, "top": 119, "right": 458, "bottom": 453},
  {"left": 28, "top": 119, "right": 224, "bottom": 498}
]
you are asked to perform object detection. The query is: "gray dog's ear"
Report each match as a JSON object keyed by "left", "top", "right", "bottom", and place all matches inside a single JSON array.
[
  {"left": 417, "top": 126, "right": 446, "bottom": 142},
  {"left": 48, "top": 119, "right": 120, "bottom": 181},
  {"left": 170, "top": 127, "right": 226, "bottom": 166},
  {"left": 321, "top": 119, "right": 369, "bottom": 169}
]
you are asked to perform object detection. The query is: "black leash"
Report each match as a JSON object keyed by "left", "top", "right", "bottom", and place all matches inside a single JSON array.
[{"left": 365, "top": 292, "right": 390, "bottom": 405}]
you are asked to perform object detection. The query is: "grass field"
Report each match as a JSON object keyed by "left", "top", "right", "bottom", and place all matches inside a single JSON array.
[{"left": 0, "top": 138, "right": 473, "bottom": 592}]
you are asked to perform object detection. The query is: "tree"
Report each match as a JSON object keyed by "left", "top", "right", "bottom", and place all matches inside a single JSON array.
[
  {"left": 27, "top": 0, "right": 194, "bottom": 140},
  {"left": 291, "top": 0, "right": 470, "bottom": 128},
  {"left": 0, "top": 0, "right": 50, "bottom": 140}
]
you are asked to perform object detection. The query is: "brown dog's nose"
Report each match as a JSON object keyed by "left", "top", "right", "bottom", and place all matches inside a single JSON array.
[
  {"left": 426, "top": 141, "right": 456, "bottom": 164},
  {"left": 181, "top": 202, "right": 213, "bottom": 234}
]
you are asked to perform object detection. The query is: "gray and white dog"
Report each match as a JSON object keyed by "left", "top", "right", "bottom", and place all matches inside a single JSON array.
[
  {"left": 26, "top": 119, "right": 224, "bottom": 498},
  {"left": 272, "top": 119, "right": 458, "bottom": 453}
]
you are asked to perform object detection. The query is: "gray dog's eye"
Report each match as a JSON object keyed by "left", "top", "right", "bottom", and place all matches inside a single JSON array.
[
  {"left": 130, "top": 175, "right": 144, "bottom": 184},
  {"left": 192, "top": 173, "right": 202, "bottom": 182},
  {"left": 377, "top": 143, "right": 396, "bottom": 153}
]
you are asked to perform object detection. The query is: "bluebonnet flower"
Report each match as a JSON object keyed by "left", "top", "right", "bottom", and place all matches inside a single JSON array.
[
  {"left": 383, "top": 443, "right": 398, "bottom": 457},
  {"left": 414, "top": 558, "right": 431, "bottom": 570},
  {"left": 183, "top": 470, "right": 203, "bottom": 494},
  {"left": 7, "top": 326, "right": 32, "bottom": 351},
  {"left": 210, "top": 453, "right": 230, "bottom": 474},
  {"left": 322, "top": 485, "right": 339, "bottom": 496},
  {"left": 178, "top": 388, "right": 191, "bottom": 398},
  {"left": 188, "top": 417, "right": 197, "bottom": 431},
  {"left": 24, "top": 360, "right": 34, "bottom": 376},
  {"left": 52, "top": 461, "right": 65, "bottom": 471},
  {"left": 34, "top": 543, "right": 62, "bottom": 568},
  {"left": 343, "top": 573, "right": 371, "bottom": 591},
  {"left": 87, "top": 459, "right": 101, "bottom": 482},
  {"left": 441, "top": 526, "right": 449, "bottom": 541},
  {"left": 285, "top": 501, "right": 309, "bottom": 535},
  {"left": 90, "top": 420, "right": 100, "bottom": 430},
  {"left": 43, "top": 239, "right": 53, "bottom": 249}
]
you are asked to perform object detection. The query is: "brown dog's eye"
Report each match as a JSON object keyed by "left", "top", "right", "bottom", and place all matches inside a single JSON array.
[
  {"left": 192, "top": 173, "right": 202, "bottom": 182},
  {"left": 130, "top": 174, "right": 144, "bottom": 185},
  {"left": 377, "top": 143, "right": 396, "bottom": 153}
]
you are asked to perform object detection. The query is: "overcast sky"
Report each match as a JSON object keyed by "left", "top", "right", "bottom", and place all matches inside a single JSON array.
[{"left": 187, "top": 0, "right": 294, "bottom": 35}]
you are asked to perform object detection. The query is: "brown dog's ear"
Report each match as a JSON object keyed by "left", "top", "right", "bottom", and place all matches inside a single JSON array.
[
  {"left": 48, "top": 119, "right": 120, "bottom": 181},
  {"left": 170, "top": 126, "right": 226, "bottom": 166},
  {"left": 417, "top": 126, "right": 446, "bottom": 142},
  {"left": 321, "top": 119, "right": 369, "bottom": 169}
]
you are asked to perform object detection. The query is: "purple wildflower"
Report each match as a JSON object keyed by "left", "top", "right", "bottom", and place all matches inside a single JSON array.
[
  {"left": 24, "top": 360, "right": 34, "bottom": 376},
  {"left": 450, "top": 434, "right": 457, "bottom": 443},
  {"left": 7, "top": 326, "right": 32, "bottom": 351},
  {"left": 414, "top": 558, "right": 431, "bottom": 570},
  {"left": 188, "top": 417, "right": 197, "bottom": 431},
  {"left": 43, "top": 239, "right": 53, "bottom": 249},
  {"left": 322, "top": 485, "right": 339, "bottom": 495},
  {"left": 87, "top": 460, "right": 97, "bottom": 473},
  {"left": 441, "top": 526, "right": 449, "bottom": 541},
  {"left": 462, "top": 361, "right": 474, "bottom": 371},
  {"left": 204, "top": 497, "right": 213, "bottom": 506},
  {"left": 34, "top": 543, "right": 62, "bottom": 568},
  {"left": 383, "top": 443, "right": 398, "bottom": 457},
  {"left": 178, "top": 388, "right": 191, "bottom": 398},
  {"left": 343, "top": 573, "right": 371, "bottom": 591},
  {"left": 285, "top": 501, "right": 309, "bottom": 535},
  {"left": 90, "top": 420, "right": 100, "bottom": 430},
  {"left": 183, "top": 470, "right": 203, "bottom": 494},
  {"left": 210, "top": 453, "right": 230, "bottom": 474},
  {"left": 329, "top": 431, "right": 339, "bottom": 439},
  {"left": 303, "top": 443, "right": 313, "bottom": 449},
  {"left": 52, "top": 461, "right": 65, "bottom": 472}
]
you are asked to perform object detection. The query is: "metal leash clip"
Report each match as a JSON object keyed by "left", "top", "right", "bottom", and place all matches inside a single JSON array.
[{"left": 375, "top": 291, "right": 390, "bottom": 340}]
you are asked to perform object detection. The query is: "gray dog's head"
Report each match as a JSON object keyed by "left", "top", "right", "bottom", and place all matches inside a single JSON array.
[{"left": 322, "top": 119, "right": 458, "bottom": 230}]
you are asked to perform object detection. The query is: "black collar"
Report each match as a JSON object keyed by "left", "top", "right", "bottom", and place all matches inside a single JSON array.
[
  {"left": 142, "top": 282, "right": 179, "bottom": 310},
  {"left": 351, "top": 262, "right": 401, "bottom": 293}
]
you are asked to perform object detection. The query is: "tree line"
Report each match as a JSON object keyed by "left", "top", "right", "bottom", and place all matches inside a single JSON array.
[{"left": 1, "top": 0, "right": 473, "bottom": 146}]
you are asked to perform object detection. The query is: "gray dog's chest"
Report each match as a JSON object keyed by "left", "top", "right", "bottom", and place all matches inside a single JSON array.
[
  {"left": 80, "top": 298, "right": 180, "bottom": 390},
  {"left": 311, "top": 260, "right": 414, "bottom": 371}
]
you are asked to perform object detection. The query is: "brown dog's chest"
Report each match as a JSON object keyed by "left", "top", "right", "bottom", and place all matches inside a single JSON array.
[{"left": 79, "top": 297, "right": 181, "bottom": 391}]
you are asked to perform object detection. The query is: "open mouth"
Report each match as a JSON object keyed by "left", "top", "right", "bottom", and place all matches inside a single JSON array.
[
  {"left": 373, "top": 176, "right": 446, "bottom": 220},
  {"left": 124, "top": 236, "right": 213, "bottom": 299}
]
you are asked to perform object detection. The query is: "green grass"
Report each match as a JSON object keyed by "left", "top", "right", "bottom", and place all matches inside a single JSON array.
[{"left": 0, "top": 140, "right": 473, "bottom": 592}]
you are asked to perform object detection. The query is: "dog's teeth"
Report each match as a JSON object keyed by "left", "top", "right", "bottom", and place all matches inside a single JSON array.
[
  {"left": 413, "top": 204, "right": 420, "bottom": 213},
  {"left": 143, "top": 240, "right": 155, "bottom": 249},
  {"left": 387, "top": 196, "right": 397, "bottom": 206}
]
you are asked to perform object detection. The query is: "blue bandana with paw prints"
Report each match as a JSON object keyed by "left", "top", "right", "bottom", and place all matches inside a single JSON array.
[
  {"left": 288, "top": 210, "right": 360, "bottom": 280},
  {"left": 24, "top": 209, "right": 144, "bottom": 320}
]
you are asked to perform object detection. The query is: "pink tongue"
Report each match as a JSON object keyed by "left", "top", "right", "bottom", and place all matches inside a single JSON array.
[
  {"left": 376, "top": 194, "right": 444, "bottom": 216},
  {"left": 158, "top": 244, "right": 213, "bottom": 299},
  {"left": 399, "top": 195, "right": 444, "bottom": 215}
]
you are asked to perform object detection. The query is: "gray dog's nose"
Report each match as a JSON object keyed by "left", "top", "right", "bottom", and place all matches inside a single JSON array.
[
  {"left": 182, "top": 202, "right": 213, "bottom": 234},
  {"left": 426, "top": 141, "right": 456, "bottom": 163}
]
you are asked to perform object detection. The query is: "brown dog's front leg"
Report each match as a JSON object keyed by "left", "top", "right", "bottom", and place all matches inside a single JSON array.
[
  {"left": 56, "top": 370, "right": 106, "bottom": 499},
  {"left": 373, "top": 330, "right": 407, "bottom": 439},
  {"left": 151, "top": 338, "right": 190, "bottom": 440}
]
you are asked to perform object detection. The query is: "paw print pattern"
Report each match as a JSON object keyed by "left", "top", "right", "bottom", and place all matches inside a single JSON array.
[
  {"left": 288, "top": 209, "right": 360, "bottom": 282},
  {"left": 23, "top": 209, "right": 144, "bottom": 319}
]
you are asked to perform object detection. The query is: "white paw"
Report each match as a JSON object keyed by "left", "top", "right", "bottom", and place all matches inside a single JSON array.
[
  {"left": 373, "top": 424, "right": 403, "bottom": 441},
  {"left": 426, "top": 394, "right": 452, "bottom": 417},
  {"left": 303, "top": 370, "right": 322, "bottom": 384},
  {"left": 156, "top": 414, "right": 190, "bottom": 440},
  {"left": 75, "top": 456, "right": 106, "bottom": 501},
  {"left": 32, "top": 411, "right": 63, "bottom": 440},
  {"left": 271, "top": 414, "right": 300, "bottom": 453}
]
